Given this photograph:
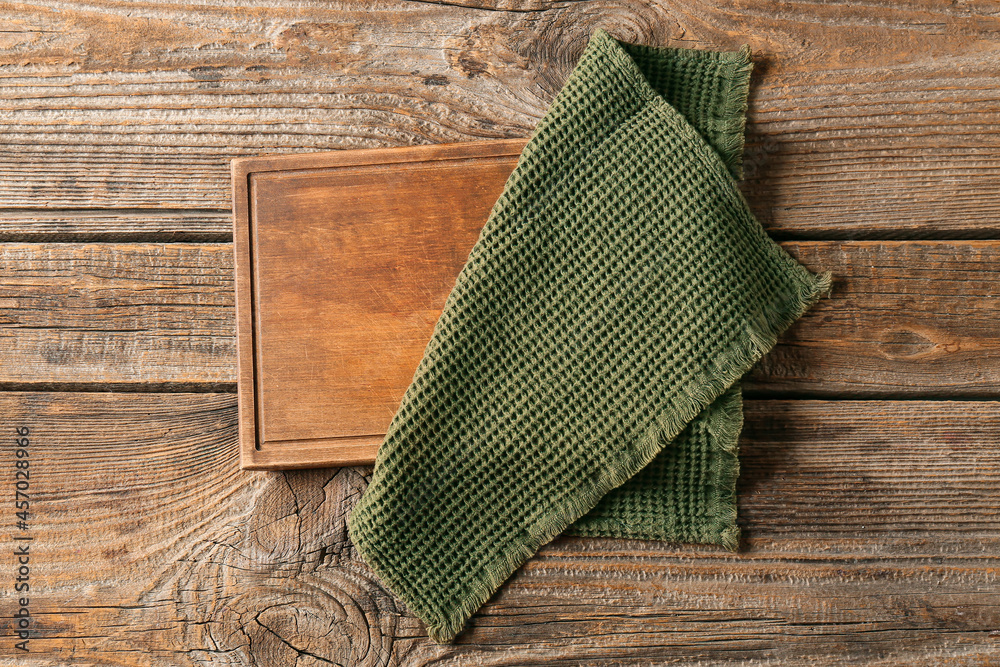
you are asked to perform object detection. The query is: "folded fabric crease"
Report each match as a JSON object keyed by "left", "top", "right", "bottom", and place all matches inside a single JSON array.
[{"left": 347, "top": 28, "right": 831, "bottom": 643}]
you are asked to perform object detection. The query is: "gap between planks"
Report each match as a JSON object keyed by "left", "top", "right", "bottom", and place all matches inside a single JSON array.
[{"left": 3, "top": 211, "right": 1000, "bottom": 242}]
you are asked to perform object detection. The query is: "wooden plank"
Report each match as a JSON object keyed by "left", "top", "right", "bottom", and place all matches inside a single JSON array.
[
  {"left": 2, "top": 240, "right": 999, "bottom": 397},
  {"left": 0, "top": 242, "right": 236, "bottom": 386},
  {"left": 233, "top": 141, "right": 523, "bottom": 469},
  {"left": 3, "top": 1, "right": 1000, "bottom": 237},
  {"left": 5, "top": 392, "right": 997, "bottom": 663},
  {"left": 749, "top": 241, "right": 1000, "bottom": 397}
]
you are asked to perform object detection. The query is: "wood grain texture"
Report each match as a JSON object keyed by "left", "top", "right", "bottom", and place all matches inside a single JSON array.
[
  {"left": 749, "top": 240, "right": 1000, "bottom": 397},
  {"left": 3, "top": 240, "right": 999, "bottom": 397},
  {"left": 2, "top": 0, "right": 1000, "bottom": 237},
  {"left": 2, "top": 392, "right": 996, "bottom": 665},
  {"left": 0, "top": 242, "right": 235, "bottom": 386}
]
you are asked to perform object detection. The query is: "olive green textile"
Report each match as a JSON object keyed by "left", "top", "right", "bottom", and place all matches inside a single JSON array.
[{"left": 348, "top": 28, "right": 830, "bottom": 643}]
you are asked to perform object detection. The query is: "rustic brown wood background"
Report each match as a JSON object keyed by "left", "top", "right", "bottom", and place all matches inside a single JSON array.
[{"left": 2, "top": 0, "right": 999, "bottom": 664}]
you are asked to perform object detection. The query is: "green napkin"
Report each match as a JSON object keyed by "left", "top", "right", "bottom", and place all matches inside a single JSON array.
[{"left": 348, "top": 28, "right": 830, "bottom": 643}]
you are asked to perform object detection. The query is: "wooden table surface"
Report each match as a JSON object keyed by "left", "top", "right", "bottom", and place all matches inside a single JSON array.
[{"left": 3, "top": 1, "right": 1000, "bottom": 664}]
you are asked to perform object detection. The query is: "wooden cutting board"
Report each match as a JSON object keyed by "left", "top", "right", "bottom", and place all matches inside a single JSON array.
[{"left": 232, "top": 140, "right": 526, "bottom": 469}]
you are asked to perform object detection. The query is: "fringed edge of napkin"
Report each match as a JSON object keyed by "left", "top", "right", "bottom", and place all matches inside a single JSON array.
[
  {"left": 615, "top": 33, "right": 753, "bottom": 179},
  {"left": 566, "top": 384, "right": 745, "bottom": 550},
  {"left": 707, "top": 387, "right": 745, "bottom": 551},
  {"left": 719, "top": 47, "right": 753, "bottom": 179}
]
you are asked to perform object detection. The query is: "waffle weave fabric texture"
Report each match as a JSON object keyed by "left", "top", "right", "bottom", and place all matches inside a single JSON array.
[{"left": 348, "top": 28, "right": 831, "bottom": 643}]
